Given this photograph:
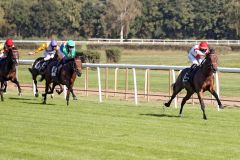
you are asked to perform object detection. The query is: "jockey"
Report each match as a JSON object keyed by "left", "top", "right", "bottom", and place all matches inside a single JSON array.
[
  {"left": 0, "top": 43, "right": 4, "bottom": 57},
  {"left": 51, "top": 40, "right": 76, "bottom": 79},
  {"left": 183, "top": 42, "right": 209, "bottom": 82},
  {"left": 32, "top": 40, "right": 59, "bottom": 72},
  {"left": 0, "top": 38, "right": 19, "bottom": 63},
  {"left": 59, "top": 40, "right": 76, "bottom": 60}
]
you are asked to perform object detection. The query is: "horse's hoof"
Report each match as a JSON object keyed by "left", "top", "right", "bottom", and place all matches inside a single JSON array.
[
  {"left": 219, "top": 105, "right": 224, "bottom": 109},
  {"left": 51, "top": 94, "right": 54, "bottom": 99},
  {"left": 67, "top": 101, "right": 69, "bottom": 106},
  {"left": 178, "top": 114, "right": 182, "bottom": 117},
  {"left": 18, "top": 93, "right": 22, "bottom": 96},
  {"left": 35, "top": 93, "right": 39, "bottom": 97},
  {"left": 73, "top": 97, "right": 78, "bottom": 100},
  {"left": 42, "top": 101, "right": 46, "bottom": 104},
  {"left": 164, "top": 102, "right": 170, "bottom": 107}
]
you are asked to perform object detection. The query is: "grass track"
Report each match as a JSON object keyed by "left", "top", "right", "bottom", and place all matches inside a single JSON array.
[{"left": 0, "top": 91, "right": 239, "bottom": 160}]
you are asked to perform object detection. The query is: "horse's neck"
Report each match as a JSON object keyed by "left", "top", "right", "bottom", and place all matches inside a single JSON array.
[{"left": 200, "top": 62, "right": 213, "bottom": 77}]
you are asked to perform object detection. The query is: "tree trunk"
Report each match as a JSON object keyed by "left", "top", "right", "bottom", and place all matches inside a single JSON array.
[{"left": 120, "top": 25, "right": 124, "bottom": 43}]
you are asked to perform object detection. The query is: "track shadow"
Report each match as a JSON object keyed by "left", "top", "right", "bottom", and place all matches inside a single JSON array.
[
  {"left": 19, "top": 101, "right": 56, "bottom": 106},
  {"left": 140, "top": 113, "right": 180, "bottom": 118},
  {"left": 8, "top": 97, "right": 33, "bottom": 101}
]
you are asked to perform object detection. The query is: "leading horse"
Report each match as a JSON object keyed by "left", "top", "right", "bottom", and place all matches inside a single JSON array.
[
  {"left": 164, "top": 49, "right": 224, "bottom": 120},
  {"left": 0, "top": 48, "right": 21, "bottom": 101},
  {"left": 28, "top": 57, "right": 79, "bottom": 99},
  {"left": 42, "top": 56, "right": 82, "bottom": 105}
]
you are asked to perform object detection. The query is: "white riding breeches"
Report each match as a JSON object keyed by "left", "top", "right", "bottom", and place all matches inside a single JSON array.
[
  {"left": 44, "top": 54, "right": 54, "bottom": 61},
  {"left": 188, "top": 53, "right": 202, "bottom": 65}
]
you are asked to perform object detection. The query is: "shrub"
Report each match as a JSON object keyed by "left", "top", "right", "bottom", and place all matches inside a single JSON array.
[
  {"left": 77, "top": 50, "right": 100, "bottom": 63},
  {"left": 105, "top": 47, "right": 122, "bottom": 63}
]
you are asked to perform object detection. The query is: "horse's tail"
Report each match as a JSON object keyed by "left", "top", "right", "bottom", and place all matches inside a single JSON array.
[{"left": 28, "top": 68, "right": 32, "bottom": 74}]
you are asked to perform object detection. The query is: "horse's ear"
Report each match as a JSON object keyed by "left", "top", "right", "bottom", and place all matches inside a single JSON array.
[{"left": 209, "top": 48, "right": 215, "bottom": 54}]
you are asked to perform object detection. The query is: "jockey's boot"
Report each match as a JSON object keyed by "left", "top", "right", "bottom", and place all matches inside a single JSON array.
[{"left": 183, "top": 64, "right": 197, "bottom": 82}]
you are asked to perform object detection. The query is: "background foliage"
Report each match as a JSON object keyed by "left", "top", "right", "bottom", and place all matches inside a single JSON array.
[{"left": 0, "top": 0, "right": 239, "bottom": 40}]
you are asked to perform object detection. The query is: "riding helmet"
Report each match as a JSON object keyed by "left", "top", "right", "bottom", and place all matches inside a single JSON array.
[
  {"left": 67, "top": 40, "right": 75, "bottom": 47},
  {"left": 5, "top": 38, "right": 14, "bottom": 47}
]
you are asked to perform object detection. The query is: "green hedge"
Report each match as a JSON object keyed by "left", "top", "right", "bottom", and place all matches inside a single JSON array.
[
  {"left": 105, "top": 48, "right": 122, "bottom": 63},
  {"left": 77, "top": 50, "right": 100, "bottom": 63}
]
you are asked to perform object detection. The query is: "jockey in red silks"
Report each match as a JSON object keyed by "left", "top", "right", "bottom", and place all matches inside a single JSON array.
[
  {"left": 0, "top": 38, "right": 19, "bottom": 63},
  {"left": 183, "top": 42, "right": 209, "bottom": 82}
]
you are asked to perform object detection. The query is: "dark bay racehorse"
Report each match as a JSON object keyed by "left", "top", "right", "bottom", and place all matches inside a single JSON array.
[
  {"left": 28, "top": 57, "right": 45, "bottom": 97},
  {"left": 42, "top": 57, "right": 82, "bottom": 105},
  {"left": 0, "top": 48, "right": 21, "bottom": 101},
  {"left": 164, "top": 49, "right": 224, "bottom": 120},
  {"left": 28, "top": 57, "right": 79, "bottom": 99}
]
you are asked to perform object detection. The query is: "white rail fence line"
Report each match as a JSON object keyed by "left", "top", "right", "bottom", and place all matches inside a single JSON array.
[
  {"left": 19, "top": 60, "right": 240, "bottom": 109},
  {"left": 1, "top": 39, "right": 240, "bottom": 45}
]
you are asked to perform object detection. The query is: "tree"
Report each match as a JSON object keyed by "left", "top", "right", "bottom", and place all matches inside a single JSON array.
[
  {"left": 5, "top": 0, "right": 33, "bottom": 37},
  {"left": 103, "top": 0, "right": 141, "bottom": 41},
  {"left": 225, "top": 0, "right": 240, "bottom": 38},
  {"left": 80, "top": 1, "right": 105, "bottom": 38}
]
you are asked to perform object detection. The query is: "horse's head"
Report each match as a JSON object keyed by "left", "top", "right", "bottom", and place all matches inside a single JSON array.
[
  {"left": 73, "top": 56, "right": 83, "bottom": 77},
  {"left": 6, "top": 48, "right": 19, "bottom": 65},
  {"left": 205, "top": 49, "right": 218, "bottom": 73}
]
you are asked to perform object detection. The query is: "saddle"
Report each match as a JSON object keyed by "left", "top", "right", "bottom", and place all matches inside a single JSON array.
[
  {"left": 51, "top": 61, "right": 63, "bottom": 81},
  {"left": 183, "top": 65, "right": 200, "bottom": 84}
]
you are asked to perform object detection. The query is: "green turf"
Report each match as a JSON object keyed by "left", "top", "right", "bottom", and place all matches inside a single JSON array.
[{"left": 0, "top": 91, "right": 239, "bottom": 160}]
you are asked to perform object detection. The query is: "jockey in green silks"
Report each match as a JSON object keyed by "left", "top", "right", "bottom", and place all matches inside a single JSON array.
[{"left": 59, "top": 40, "right": 76, "bottom": 59}]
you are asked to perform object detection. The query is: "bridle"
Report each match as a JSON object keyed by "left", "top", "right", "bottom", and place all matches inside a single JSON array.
[
  {"left": 200, "top": 53, "right": 217, "bottom": 73},
  {"left": 72, "top": 59, "right": 82, "bottom": 76}
]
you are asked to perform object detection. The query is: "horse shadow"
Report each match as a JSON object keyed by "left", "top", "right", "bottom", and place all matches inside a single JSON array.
[
  {"left": 19, "top": 101, "right": 56, "bottom": 106},
  {"left": 140, "top": 113, "right": 180, "bottom": 118},
  {"left": 8, "top": 97, "right": 56, "bottom": 106}
]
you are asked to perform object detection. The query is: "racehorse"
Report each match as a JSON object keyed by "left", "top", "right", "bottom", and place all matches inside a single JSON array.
[
  {"left": 42, "top": 56, "right": 82, "bottom": 105},
  {"left": 28, "top": 57, "right": 79, "bottom": 99},
  {"left": 0, "top": 48, "right": 21, "bottom": 101},
  {"left": 28, "top": 57, "right": 45, "bottom": 97},
  {"left": 164, "top": 49, "right": 224, "bottom": 120}
]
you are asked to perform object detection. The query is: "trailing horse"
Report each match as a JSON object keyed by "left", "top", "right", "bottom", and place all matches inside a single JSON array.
[
  {"left": 42, "top": 57, "right": 82, "bottom": 105},
  {"left": 164, "top": 49, "right": 224, "bottom": 120},
  {"left": 28, "top": 57, "right": 46, "bottom": 97},
  {"left": 0, "top": 48, "right": 21, "bottom": 101}
]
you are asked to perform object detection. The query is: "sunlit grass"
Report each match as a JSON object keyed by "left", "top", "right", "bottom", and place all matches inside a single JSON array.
[{"left": 0, "top": 91, "right": 239, "bottom": 160}]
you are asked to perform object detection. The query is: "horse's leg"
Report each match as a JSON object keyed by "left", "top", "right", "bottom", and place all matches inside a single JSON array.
[
  {"left": 42, "top": 81, "right": 49, "bottom": 104},
  {"left": 0, "top": 88, "right": 3, "bottom": 101},
  {"left": 48, "top": 84, "right": 55, "bottom": 98},
  {"left": 71, "top": 89, "right": 77, "bottom": 100},
  {"left": 164, "top": 83, "right": 183, "bottom": 107},
  {"left": 197, "top": 91, "right": 207, "bottom": 120},
  {"left": 66, "top": 86, "right": 71, "bottom": 106},
  {"left": 11, "top": 78, "right": 22, "bottom": 96},
  {"left": 56, "top": 84, "right": 64, "bottom": 95},
  {"left": 209, "top": 89, "right": 224, "bottom": 109},
  {"left": 33, "top": 75, "right": 39, "bottom": 97},
  {"left": 179, "top": 91, "right": 193, "bottom": 117},
  {"left": 48, "top": 82, "right": 57, "bottom": 94},
  {"left": 2, "top": 81, "right": 7, "bottom": 93}
]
